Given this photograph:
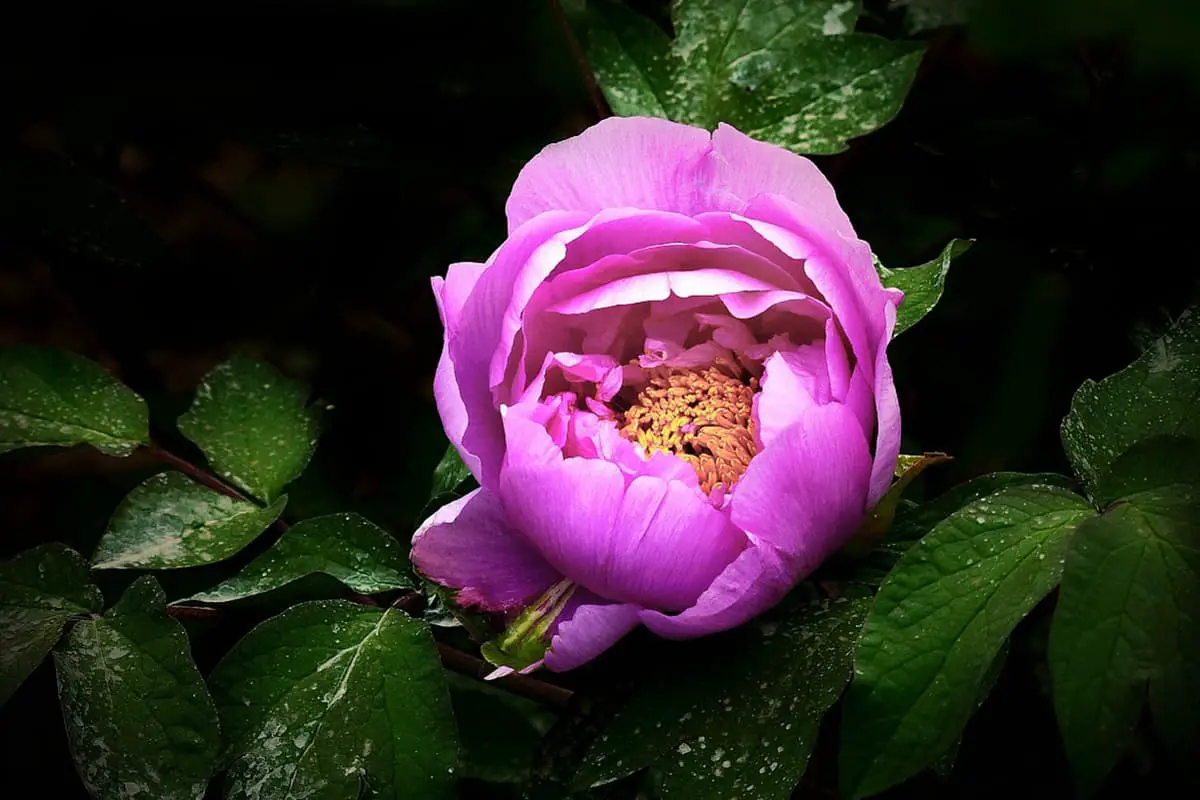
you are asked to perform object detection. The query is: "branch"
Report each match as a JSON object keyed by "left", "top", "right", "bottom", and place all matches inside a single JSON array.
[{"left": 437, "top": 643, "right": 574, "bottom": 710}]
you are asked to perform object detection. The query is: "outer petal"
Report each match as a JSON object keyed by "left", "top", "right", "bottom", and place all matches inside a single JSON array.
[
  {"left": 506, "top": 117, "right": 712, "bottom": 232},
  {"left": 433, "top": 261, "right": 488, "bottom": 337},
  {"left": 731, "top": 401, "right": 872, "bottom": 567},
  {"left": 411, "top": 488, "right": 561, "bottom": 612},
  {"left": 544, "top": 598, "right": 642, "bottom": 672},
  {"left": 867, "top": 299, "right": 902, "bottom": 507},
  {"left": 639, "top": 540, "right": 794, "bottom": 639}
]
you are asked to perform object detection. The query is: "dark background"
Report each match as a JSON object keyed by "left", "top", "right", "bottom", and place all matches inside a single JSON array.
[{"left": 1, "top": 0, "right": 1197, "bottom": 797}]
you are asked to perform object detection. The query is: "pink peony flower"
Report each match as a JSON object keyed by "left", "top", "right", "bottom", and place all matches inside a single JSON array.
[{"left": 413, "top": 117, "right": 902, "bottom": 673}]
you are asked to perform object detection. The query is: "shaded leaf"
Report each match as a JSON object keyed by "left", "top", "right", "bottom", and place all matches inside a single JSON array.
[
  {"left": 446, "top": 671, "right": 556, "bottom": 784},
  {"left": 0, "top": 346, "right": 148, "bottom": 457},
  {"left": 1049, "top": 437, "right": 1200, "bottom": 793},
  {"left": 876, "top": 239, "right": 973, "bottom": 337},
  {"left": 178, "top": 356, "right": 321, "bottom": 502},
  {"left": 0, "top": 544, "right": 102, "bottom": 707},
  {"left": 586, "top": 0, "right": 924, "bottom": 154},
  {"left": 54, "top": 577, "right": 220, "bottom": 800},
  {"left": 1061, "top": 305, "right": 1200, "bottom": 496},
  {"left": 92, "top": 471, "right": 286, "bottom": 570},
  {"left": 209, "top": 601, "right": 458, "bottom": 800},
  {"left": 430, "top": 444, "right": 473, "bottom": 500},
  {"left": 840, "top": 485, "right": 1094, "bottom": 798},
  {"left": 182, "top": 512, "right": 413, "bottom": 604},
  {"left": 575, "top": 598, "right": 869, "bottom": 799}
]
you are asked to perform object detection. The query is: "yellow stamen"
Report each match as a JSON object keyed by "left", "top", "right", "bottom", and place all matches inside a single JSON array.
[{"left": 618, "top": 361, "right": 760, "bottom": 493}]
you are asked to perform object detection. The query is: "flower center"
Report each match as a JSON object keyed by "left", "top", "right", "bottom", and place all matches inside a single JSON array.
[{"left": 618, "top": 360, "right": 760, "bottom": 494}]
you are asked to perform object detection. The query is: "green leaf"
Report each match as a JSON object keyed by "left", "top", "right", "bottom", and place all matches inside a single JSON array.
[
  {"left": 446, "top": 671, "right": 556, "bottom": 784},
  {"left": 182, "top": 512, "right": 413, "bottom": 604},
  {"left": 586, "top": 0, "right": 924, "bottom": 154},
  {"left": 92, "top": 471, "right": 287, "bottom": 570},
  {"left": 839, "top": 485, "right": 1094, "bottom": 798},
  {"left": 0, "top": 544, "right": 102, "bottom": 707},
  {"left": 0, "top": 346, "right": 148, "bottom": 456},
  {"left": 930, "top": 641, "right": 1008, "bottom": 778},
  {"left": 430, "top": 444, "right": 473, "bottom": 500},
  {"left": 177, "top": 356, "right": 321, "bottom": 502},
  {"left": 575, "top": 598, "right": 869, "bottom": 798},
  {"left": 209, "top": 601, "right": 458, "bottom": 800},
  {"left": 876, "top": 239, "right": 973, "bottom": 337},
  {"left": 1048, "top": 438, "right": 1200, "bottom": 793},
  {"left": 1061, "top": 306, "right": 1200, "bottom": 496},
  {"left": 54, "top": 577, "right": 220, "bottom": 800}
]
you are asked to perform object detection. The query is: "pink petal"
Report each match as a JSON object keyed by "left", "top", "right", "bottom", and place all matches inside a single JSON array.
[
  {"left": 867, "top": 299, "right": 902, "bottom": 508},
  {"left": 432, "top": 262, "right": 488, "bottom": 336},
  {"left": 499, "top": 421, "right": 745, "bottom": 610},
  {"left": 639, "top": 540, "right": 795, "bottom": 639},
  {"left": 506, "top": 117, "right": 713, "bottom": 232},
  {"left": 731, "top": 401, "right": 872, "bottom": 565},
  {"left": 411, "top": 488, "right": 561, "bottom": 612},
  {"left": 753, "top": 348, "right": 831, "bottom": 450},
  {"left": 544, "top": 598, "right": 642, "bottom": 671}
]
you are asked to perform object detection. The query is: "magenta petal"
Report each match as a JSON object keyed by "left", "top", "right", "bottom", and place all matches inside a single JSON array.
[
  {"left": 639, "top": 540, "right": 794, "bottom": 639},
  {"left": 433, "top": 262, "right": 487, "bottom": 336},
  {"left": 499, "top": 442, "right": 744, "bottom": 610},
  {"left": 505, "top": 117, "right": 712, "bottom": 232},
  {"left": 868, "top": 299, "right": 902, "bottom": 507},
  {"left": 411, "top": 488, "right": 561, "bottom": 612},
  {"left": 754, "top": 348, "right": 830, "bottom": 450},
  {"left": 544, "top": 599, "right": 642, "bottom": 671},
  {"left": 732, "top": 401, "right": 872, "bottom": 565}
]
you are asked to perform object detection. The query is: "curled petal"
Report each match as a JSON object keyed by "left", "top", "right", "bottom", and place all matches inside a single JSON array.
[
  {"left": 731, "top": 401, "right": 872, "bottom": 564},
  {"left": 753, "top": 347, "right": 831, "bottom": 450},
  {"left": 867, "top": 299, "right": 902, "bottom": 508},
  {"left": 411, "top": 488, "right": 561, "bottom": 612},
  {"left": 544, "top": 596, "right": 642, "bottom": 672}
]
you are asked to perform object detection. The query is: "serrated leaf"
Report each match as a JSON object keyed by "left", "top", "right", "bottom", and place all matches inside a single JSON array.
[
  {"left": 209, "top": 601, "right": 458, "bottom": 800},
  {"left": 1061, "top": 306, "right": 1200, "bottom": 496},
  {"left": 0, "top": 544, "right": 102, "bottom": 707},
  {"left": 586, "top": 0, "right": 923, "bottom": 154},
  {"left": 177, "top": 356, "right": 321, "bottom": 502},
  {"left": 92, "top": 471, "right": 286, "bottom": 570},
  {"left": 876, "top": 239, "right": 973, "bottom": 337},
  {"left": 182, "top": 512, "right": 413, "bottom": 604},
  {"left": 575, "top": 598, "right": 869, "bottom": 798},
  {"left": 54, "top": 577, "right": 220, "bottom": 800},
  {"left": 0, "top": 346, "right": 148, "bottom": 456},
  {"left": 1049, "top": 437, "right": 1200, "bottom": 793},
  {"left": 430, "top": 444, "right": 473, "bottom": 500},
  {"left": 840, "top": 485, "right": 1094, "bottom": 798}
]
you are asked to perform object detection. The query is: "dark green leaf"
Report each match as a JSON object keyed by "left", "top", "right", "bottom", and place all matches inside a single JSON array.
[
  {"left": 177, "top": 356, "right": 322, "bottom": 502},
  {"left": 182, "top": 512, "right": 413, "bottom": 604},
  {"left": 840, "top": 485, "right": 1094, "bottom": 798},
  {"left": 446, "top": 671, "right": 556, "bottom": 784},
  {"left": 0, "top": 346, "right": 148, "bottom": 456},
  {"left": 92, "top": 471, "right": 286, "bottom": 570},
  {"left": 930, "top": 641, "right": 1008, "bottom": 778},
  {"left": 430, "top": 444, "right": 473, "bottom": 500},
  {"left": 1061, "top": 306, "right": 1200, "bottom": 496},
  {"left": 586, "top": 0, "right": 924, "bottom": 154},
  {"left": 876, "top": 239, "right": 973, "bottom": 337},
  {"left": 0, "top": 544, "right": 102, "bottom": 707},
  {"left": 54, "top": 577, "right": 220, "bottom": 800},
  {"left": 1049, "top": 438, "right": 1200, "bottom": 793},
  {"left": 575, "top": 598, "right": 869, "bottom": 799},
  {"left": 209, "top": 601, "right": 458, "bottom": 800}
]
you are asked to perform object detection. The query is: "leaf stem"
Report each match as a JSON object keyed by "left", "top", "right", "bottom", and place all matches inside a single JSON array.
[{"left": 436, "top": 642, "right": 574, "bottom": 710}]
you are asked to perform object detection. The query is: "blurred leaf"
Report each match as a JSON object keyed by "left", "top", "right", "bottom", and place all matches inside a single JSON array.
[
  {"left": 0, "top": 151, "right": 165, "bottom": 270},
  {"left": 92, "top": 471, "right": 286, "bottom": 570},
  {"left": 876, "top": 239, "right": 973, "bottom": 337},
  {"left": 209, "top": 601, "right": 458, "bottom": 800},
  {"left": 840, "top": 485, "right": 1094, "bottom": 798},
  {"left": 177, "top": 356, "right": 321, "bottom": 502},
  {"left": 574, "top": 598, "right": 869, "bottom": 798},
  {"left": 181, "top": 512, "right": 413, "bottom": 604},
  {"left": 587, "top": 0, "right": 924, "bottom": 153},
  {"left": 54, "top": 577, "right": 220, "bottom": 800},
  {"left": 896, "top": 0, "right": 971, "bottom": 33},
  {"left": 447, "top": 671, "right": 556, "bottom": 784},
  {"left": 0, "top": 346, "right": 148, "bottom": 457},
  {"left": 1061, "top": 305, "right": 1200, "bottom": 497},
  {"left": 0, "top": 544, "right": 102, "bottom": 707},
  {"left": 1049, "top": 437, "right": 1200, "bottom": 793}
]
